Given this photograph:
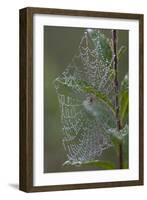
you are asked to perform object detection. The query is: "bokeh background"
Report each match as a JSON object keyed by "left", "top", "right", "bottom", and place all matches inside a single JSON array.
[{"left": 44, "top": 26, "right": 128, "bottom": 173}]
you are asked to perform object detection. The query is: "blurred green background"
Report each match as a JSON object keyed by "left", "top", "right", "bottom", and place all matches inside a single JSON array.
[{"left": 44, "top": 26, "right": 128, "bottom": 173}]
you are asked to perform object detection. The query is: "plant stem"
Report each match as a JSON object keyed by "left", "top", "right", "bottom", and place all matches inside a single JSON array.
[{"left": 112, "top": 30, "right": 123, "bottom": 169}]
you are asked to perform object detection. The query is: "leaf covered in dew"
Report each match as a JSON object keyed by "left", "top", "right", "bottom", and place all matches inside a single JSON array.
[{"left": 88, "top": 29, "right": 113, "bottom": 63}]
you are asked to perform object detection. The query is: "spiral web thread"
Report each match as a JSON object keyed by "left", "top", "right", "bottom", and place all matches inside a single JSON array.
[{"left": 54, "top": 30, "right": 117, "bottom": 165}]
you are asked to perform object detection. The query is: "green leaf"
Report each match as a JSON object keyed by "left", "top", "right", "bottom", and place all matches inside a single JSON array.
[
  {"left": 120, "top": 73, "right": 128, "bottom": 91},
  {"left": 108, "top": 124, "right": 128, "bottom": 154},
  {"left": 80, "top": 160, "right": 116, "bottom": 170},
  {"left": 83, "top": 85, "right": 115, "bottom": 115},
  {"left": 108, "top": 129, "right": 122, "bottom": 153},
  {"left": 120, "top": 91, "right": 128, "bottom": 125},
  {"left": 73, "top": 79, "right": 116, "bottom": 115},
  {"left": 119, "top": 74, "right": 129, "bottom": 126},
  {"left": 117, "top": 46, "right": 127, "bottom": 60},
  {"left": 55, "top": 78, "right": 115, "bottom": 116},
  {"left": 122, "top": 132, "right": 129, "bottom": 169}
]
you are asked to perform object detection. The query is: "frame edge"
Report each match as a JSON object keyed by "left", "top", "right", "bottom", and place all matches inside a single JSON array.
[
  {"left": 139, "top": 14, "right": 144, "bottom": 186},
  {"left": 19, "top": 7, "right": 33, "bottom": 192}
]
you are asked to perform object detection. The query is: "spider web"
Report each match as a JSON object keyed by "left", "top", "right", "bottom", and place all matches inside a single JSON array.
[{"left": 53, "top": 30, "right": 117, "bottom": 165}]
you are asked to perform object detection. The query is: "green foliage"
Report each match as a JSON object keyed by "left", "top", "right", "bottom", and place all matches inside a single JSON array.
[
  {"left": 83, "top": 84, "right": 115, "bottom": 115},
  {"left": 107, "top": 125, "right": 129, "bottom": 169},
  {"left": 63, "top": 160, "right": 116, "bottom": 170},
  {"left": 81, "top": 160, "right": 116, "bottom": 170},
  {"left": 117, "top": 46, "right": 127, "bottom": 60},
  {"left": 119, "top": 74, "right": 129, "bottom": 126},
  {"left": 57, "top": 78, "right": 116, "bottom": 115},
  {"left": 122, "top": 133, "right": 129, "bottom": 168}
]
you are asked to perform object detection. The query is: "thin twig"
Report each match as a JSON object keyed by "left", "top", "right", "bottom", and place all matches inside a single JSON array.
[{"left": 112, "top": 30, "right": 123, "bottom": 169}]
